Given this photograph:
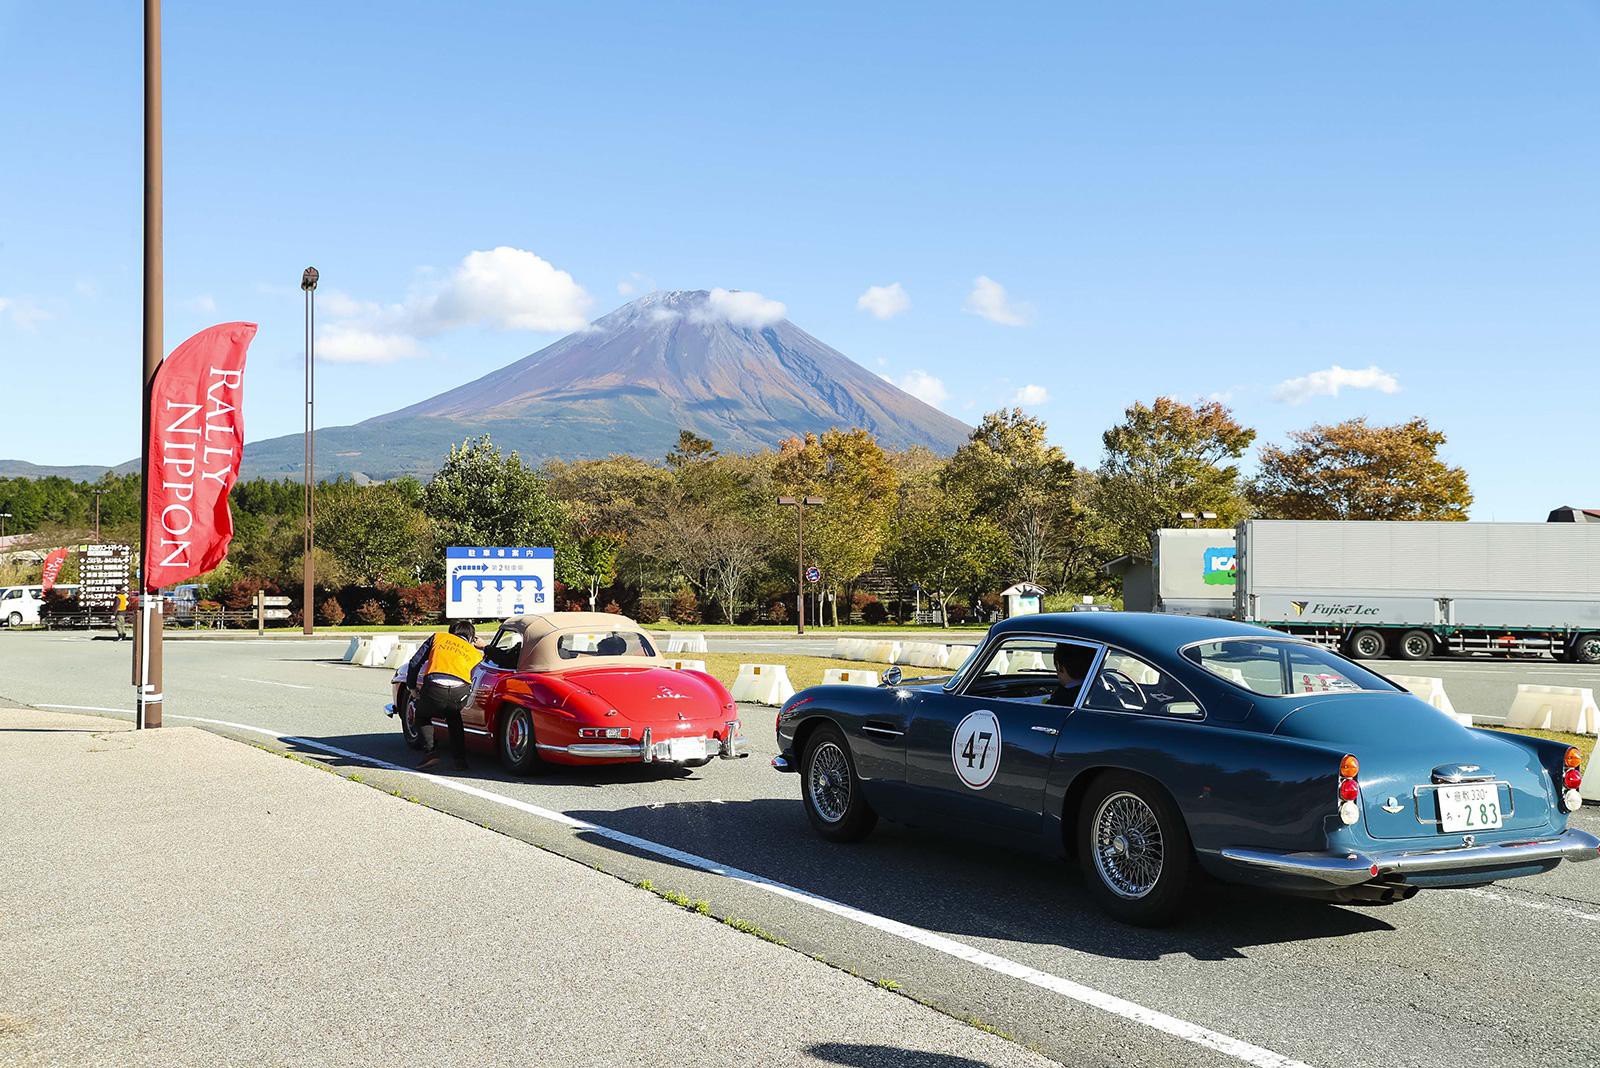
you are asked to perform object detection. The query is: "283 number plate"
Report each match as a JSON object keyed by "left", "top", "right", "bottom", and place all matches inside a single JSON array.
[{"left": 1436, "top": 783, "right": 1503, "bottom": 832}]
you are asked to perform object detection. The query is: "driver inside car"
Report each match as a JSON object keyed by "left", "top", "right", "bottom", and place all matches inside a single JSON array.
[{"left": 1045, "top": 644, "right": 1098, "bottom": 706}]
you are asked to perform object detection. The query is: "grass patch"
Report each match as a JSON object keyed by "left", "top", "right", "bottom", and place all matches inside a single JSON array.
[{"left": 1483, "top": 724, "right": 1595, "bottom": 765}]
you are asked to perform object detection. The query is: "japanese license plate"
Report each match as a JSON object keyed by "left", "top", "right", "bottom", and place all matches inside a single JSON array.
[
  {"left": 666, "top": 737, "right": 708, "bottom": 763},
  {"left": 1436, "top": 783, "right": 1503, "bottom": 832}
]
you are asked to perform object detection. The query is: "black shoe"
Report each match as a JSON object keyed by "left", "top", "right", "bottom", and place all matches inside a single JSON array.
[
  {"left": 417, "top": 752, "right": 441, "bottom": 771},
  {"left": 452, "top": 758, "right": 469, "bottom": 771}
]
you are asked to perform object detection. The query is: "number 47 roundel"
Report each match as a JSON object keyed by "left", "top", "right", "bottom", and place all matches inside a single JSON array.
[{"left": 951, "top": 709, "right": 1003, "bottom": 791}]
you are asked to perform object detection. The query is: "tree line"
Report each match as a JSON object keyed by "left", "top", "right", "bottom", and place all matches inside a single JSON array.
[{"left": 0, "top": 400, "right": 1472, "bottom": 625}]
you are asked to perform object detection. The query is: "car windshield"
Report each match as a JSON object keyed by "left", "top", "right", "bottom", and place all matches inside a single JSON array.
[
  {"left": 556, "top": 630, "right": 656, "bottom": 659},
  {"left": 1182, "top": 639, "right": 1399, "bottom": 697}
]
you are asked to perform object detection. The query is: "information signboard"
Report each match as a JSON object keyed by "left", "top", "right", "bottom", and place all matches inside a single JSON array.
[
  {"left": 446, "top": 547, "right": 554, "bottom": 620},
  {"left": 78, "top": 544, "right": 131, "bottom": 608}
]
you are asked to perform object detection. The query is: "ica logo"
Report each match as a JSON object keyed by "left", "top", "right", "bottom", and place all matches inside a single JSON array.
[{"left": 1202, "top": 548, "right": 1237, "bottom": 586}]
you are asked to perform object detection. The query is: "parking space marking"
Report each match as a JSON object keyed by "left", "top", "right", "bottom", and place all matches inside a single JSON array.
[
  {"left": 1461, "top": 888, "right": 1600, "bottom": 924},
  {"left": 176, "top": 713, "right": 1309, "bottom": 1068},
  {"left": 230, "top": 676, "right": 314, "bottom": 690}
]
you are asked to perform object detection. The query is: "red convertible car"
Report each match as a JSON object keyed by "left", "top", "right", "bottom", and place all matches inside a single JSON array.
[{"left": 388, "top": 612, "right": 748, "bottom": 773}]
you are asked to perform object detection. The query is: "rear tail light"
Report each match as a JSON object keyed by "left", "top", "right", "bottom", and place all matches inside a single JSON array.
[
  {"left": 578, "top": 727, "right": 631, "bottom": 740},
  {"left": 1338, "top": 754, "right": 1361, "bottom": 825},
  {"left": 1561, "top": 748, "right": 1583, "bottom": 812}
]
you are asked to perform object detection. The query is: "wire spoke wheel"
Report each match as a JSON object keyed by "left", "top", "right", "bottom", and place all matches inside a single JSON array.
[
  {"left": 808, "top": 741, "right": 852, "bottom": 824},
  {"left": 1092, "top": 791, "right": 1165, "bottom": 900}
]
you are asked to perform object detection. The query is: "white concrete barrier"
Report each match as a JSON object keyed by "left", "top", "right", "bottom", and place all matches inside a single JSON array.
[
  {"left": 822, "top": 668, "right": 879, "bottom": 687},
  {"left": 1388, "top": 674, "right": 1463, "bottom": 723},
  {"left": 868, "top": 641, "right": 902, "bottom": 665},
  {"left": 729, "top": 663, "right": 795, "bottom": 706},
  {"left": 665, "top": 632, "right": 708, "bottom": 654},
  {"left": 946, "top": 645, "right": 977, "bottom": 671},
  {"left": 1007, "top": 650, "right": 1047, "bottom": 672},
  {"left": 348, "top": 638, "right": 372, "bottom": 666},
  {"left": 899, "top": 642, "right": 950, "bottom": 669},
  {"left": 356, "top": 634, "right": 399, "bottom": 668},
  {"left": 666, "top": 658, "right": 707, "bottom": 673},
  {"left": 342, "top": 637, "right": 364, "bottom": 663},
  {"left": 1582, "top": 749, "right": 1600, "bottom": 803},
  {"left": 1506, "top": 684, "right": 1599, "bottom": 735},
  {"left": 384, "top": 640, "right": 420, "bottom": 670},
  {"left": 833, "top": 638, "right": 869, "bottom": 661}
]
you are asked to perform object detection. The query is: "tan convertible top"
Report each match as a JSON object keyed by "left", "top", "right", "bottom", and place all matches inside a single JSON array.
[{"left": 499, "top": 611, "right": 663, "bottom": 674}]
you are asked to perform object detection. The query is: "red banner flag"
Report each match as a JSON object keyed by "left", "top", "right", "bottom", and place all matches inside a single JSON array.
[
  {"left": 142, "top": 322, "right": 257, "bottom": 591},
  {"left": 41, "top": 547, "right": 68, "bottom": 593}
]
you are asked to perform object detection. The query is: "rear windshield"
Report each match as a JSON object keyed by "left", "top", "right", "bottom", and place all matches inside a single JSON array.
[
  {"left": 556, "top": 630, "right": 656, "bottom": 659},
  {"left": 1182, "top": 639, "right": 1399, "bottom": 697}
]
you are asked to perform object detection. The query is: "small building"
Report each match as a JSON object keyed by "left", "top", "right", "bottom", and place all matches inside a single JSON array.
[
  {"left": 999, "top": 582, "right": 1046, "bottom": 617},
  {"left": 1102, "top": 555, "right": 1154, "bottom": 613},
  {"left": 1548, "top": 506, "right": 1600, "bottom": 523}
]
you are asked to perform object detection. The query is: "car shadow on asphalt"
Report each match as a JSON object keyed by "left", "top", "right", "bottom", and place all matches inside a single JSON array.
[
  {"left": 808, "top": 1044, "right": 1002, "bottom": 1068},
  {"left": 561, "top": 796, "right": 1398, "bottom": 963}
]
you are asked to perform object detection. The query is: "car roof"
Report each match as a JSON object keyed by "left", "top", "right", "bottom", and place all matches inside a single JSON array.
[
  {"left": 503, "top": 611, "right": 645, "bottom": 637},
  {"left": 990, "top": 611, "right": 1288, "bottom": 648}
]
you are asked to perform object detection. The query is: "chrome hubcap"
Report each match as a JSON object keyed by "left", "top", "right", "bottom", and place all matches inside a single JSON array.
[
  {"left": 808, "top": 742, "right": 851, "bottom": 823},
  {"left": 1092, "top": 791, "right": 1164, "bottom": 900},
  {"left": 506, "top": 712, "right": 529, "bottom": 761}
]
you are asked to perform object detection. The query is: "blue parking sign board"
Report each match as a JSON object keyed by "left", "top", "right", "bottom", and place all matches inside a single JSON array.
[{"left": 446, "top": 547, "right": 555, "bottom": 619}]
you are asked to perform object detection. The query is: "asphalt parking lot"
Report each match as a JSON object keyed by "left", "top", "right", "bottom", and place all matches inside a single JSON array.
[{"left": 5, "top": 629, "right": 1598, "bottom": 1068}]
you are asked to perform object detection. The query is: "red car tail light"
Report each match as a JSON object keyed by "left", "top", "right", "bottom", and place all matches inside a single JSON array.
[
  {"left": 578, "top": 727, "right": 631, "bottom": 740},
  {"left": 1337, "top": 754, "right": 1361, "bottom": 825}
]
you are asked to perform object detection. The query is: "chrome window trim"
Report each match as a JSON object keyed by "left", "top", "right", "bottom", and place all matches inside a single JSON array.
[
  {"left": 1081, "top": 642, "right": 1208, "bottom": 722},
  {"left": 1177, "top": 635, "right": 1400, "bottom": 699},
  {"left": 948, "top": 631, "right": 1108, "bottom": 712}
]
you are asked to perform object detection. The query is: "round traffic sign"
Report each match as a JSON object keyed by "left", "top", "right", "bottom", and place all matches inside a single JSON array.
[{"left": 805, "top": 566, "right": 820, "bottom": 583}]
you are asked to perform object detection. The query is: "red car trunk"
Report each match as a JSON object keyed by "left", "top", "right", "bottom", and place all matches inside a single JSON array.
[{"left": 562, "top": 666, "right": 731, "bottom": 727}]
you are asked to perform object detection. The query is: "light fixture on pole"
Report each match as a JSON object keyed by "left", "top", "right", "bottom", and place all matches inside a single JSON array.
[
  {"left": 0, "top": 512, "right": 11, "bottom": 540},
  {"left": 1178, "top": 510, "right": 1220, "bottom": 529},
  {"left": 776, "top": 495, "right": 824, "bottom": 635},
  {"left": 301, "top": 266, "right": 319, "bottom": 635}
]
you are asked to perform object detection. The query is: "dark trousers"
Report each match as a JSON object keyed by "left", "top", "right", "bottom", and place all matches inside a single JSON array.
[{"left": 418, "top": 674, "right": 470, "bottom": 760}]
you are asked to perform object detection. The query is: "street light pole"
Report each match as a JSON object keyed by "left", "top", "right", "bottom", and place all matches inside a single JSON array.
[
  {"left": 92, "top": 489, "right": 105, "bottom": 542},
  {"left": 135, "top": 0, "right": 164, "bottom": 730},
  {"left": 776, "top": 495, "right": 824, "bottom": 635},
  {"left": 0, "top": 512, "right": 11, "bottom": 540},
  {"left": 301, "top": 266, "right": 319, "bottom": 635}
]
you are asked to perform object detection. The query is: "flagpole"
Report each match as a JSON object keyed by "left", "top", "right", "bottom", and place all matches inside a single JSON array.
[{"left": 136, "top": 0, "right": 164, "bottom": 729}]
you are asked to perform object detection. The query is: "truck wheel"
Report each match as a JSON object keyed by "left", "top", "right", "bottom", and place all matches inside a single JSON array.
[
  {"left": 1346, "top": 629, "right": 1386, "bottom": 660},
  {"left": 1570, "top": 634, "right": 1600, "bottom": 666},
  {"left": 1396, "top": 630, "right": 1434, "bottom": 661}
]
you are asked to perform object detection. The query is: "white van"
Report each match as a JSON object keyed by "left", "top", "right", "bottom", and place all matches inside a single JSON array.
[{"left": 0, "top": 584, "right": 80, "bottom": 627}]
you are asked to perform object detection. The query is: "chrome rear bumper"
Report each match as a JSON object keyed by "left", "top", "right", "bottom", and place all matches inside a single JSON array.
[
  {"left": 1222, "top": 828, "right": 1600, "bottom": 887},
  {"left": 537, "top": 722, "right": 749, "bottom": 764}
]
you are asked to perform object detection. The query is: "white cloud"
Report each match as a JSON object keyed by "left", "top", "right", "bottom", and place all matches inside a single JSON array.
[
  {"left": 319, "top": 324, "right": 424, "bottom": 364},
  {"left": 896, "top": 370, "right": 949, "bottom": 409},
  {"left": 692, "top": 287, "right": 787, "bottom": 328},
  {"left": 0, "top": 296, "right": 49, "bottom": 330},
  {"left": 1012, "top": 384, "right": 1049, "bottom": 406},
  {"left": 856, "top": 282, "right": 910, "bottom": 320},
  {"left": 618, "top": 272, "right": 654, "bottom": 297},
  {"left": 963, "top": 276, "right": 1029, "bottom": 326},
  {"left": 1272, "top": 364, "right": 1400, "bottom": 404},
  {"left": 422, "top": 246, "right": 593, "bottom": 333}
]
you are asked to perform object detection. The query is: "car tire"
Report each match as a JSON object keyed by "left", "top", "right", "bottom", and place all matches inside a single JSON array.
[
  {"left": 497, "top": 704, "right": 542, "bottom": 775},
  {"left": 398, "top": 688, "right": 424, "bottom": 751},
  {"left": 800, "top": 723, "right": 877, "bottom": 843},
  {"left": 1395, "top": 629, "right": 1434, "bottom": 661},
  {"left": 1077, "top": 771, "right": 1192, "bottom": 927},
  {"left": 6, "top": 612, "right": 21, "bottom": 628},
  {"left": 1345, "top": 629, "right": 1386, "bottom": 660},
  {"left": 1570, "top": 634, "right": 1600, "bottom": 666}
]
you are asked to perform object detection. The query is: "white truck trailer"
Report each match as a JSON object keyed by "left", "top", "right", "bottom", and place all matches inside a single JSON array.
[
  {"left": 1151, "top": 528, "right": 1237, "bottom": 618},
  {"left": 1234, "top": 520, "right": 1600, "bottom": 663}
]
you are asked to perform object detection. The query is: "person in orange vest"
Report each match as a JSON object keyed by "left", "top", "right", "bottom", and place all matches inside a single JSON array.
[{"left": 406, "top": 620, "right": 482, "bottom": 771}]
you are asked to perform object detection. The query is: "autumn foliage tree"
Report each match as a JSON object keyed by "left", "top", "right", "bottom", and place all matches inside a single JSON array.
[
  {"left": 1251, "top": 417, "right": 1472, "bottom": 520},
  {"left": 1094, "top": 398, "right": 1256, "bottom": 556}
]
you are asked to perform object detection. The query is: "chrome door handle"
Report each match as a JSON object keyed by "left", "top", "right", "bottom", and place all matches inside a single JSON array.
[{"left": 1030, "top": 725, "right": 1059, "bottom": 736}]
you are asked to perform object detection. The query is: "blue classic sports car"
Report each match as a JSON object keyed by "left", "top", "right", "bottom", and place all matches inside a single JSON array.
[{"left": 773, "top": 613, "right": 1598, "bottom": 925}]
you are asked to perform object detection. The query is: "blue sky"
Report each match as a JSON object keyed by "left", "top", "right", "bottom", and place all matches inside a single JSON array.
[{"left": 1, "top": 1, "right": 1596, "bottom": 519}]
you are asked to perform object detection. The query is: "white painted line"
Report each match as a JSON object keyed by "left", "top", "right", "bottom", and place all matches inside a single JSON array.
[
  {"left": 176, "top": 714, "right": 1309, "bottom": 1068},
  {"left": 231, "top": 676, "right": 313, "bottom": 690},
  {"left": 1461, "top": 888, "right": 1600, "bottom": 924}
]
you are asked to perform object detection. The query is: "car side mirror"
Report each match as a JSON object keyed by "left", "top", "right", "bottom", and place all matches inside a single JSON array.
[{"left": 881, "top": 666, "right": 902, "bottom": 687}]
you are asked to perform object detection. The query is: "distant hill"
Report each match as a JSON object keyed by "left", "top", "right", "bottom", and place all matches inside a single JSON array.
[
  {"left": 239, "top": 290, "right": 972, "bottom": 480},
  {"left": 0, "top": 459, "right": 137, "bottom": 481}
]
